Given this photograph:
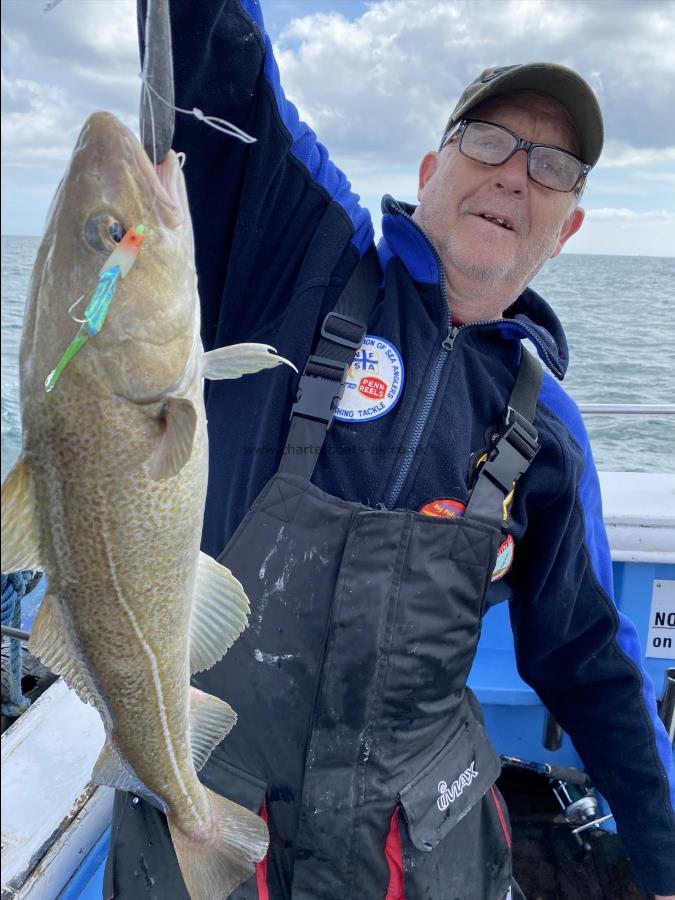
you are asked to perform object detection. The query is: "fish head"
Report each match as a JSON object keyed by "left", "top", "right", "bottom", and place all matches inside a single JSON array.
[{"left": 24, "top": 111, "right": 198, "bottom": 404}]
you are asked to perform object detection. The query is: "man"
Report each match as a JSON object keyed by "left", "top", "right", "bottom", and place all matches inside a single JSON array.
[{"left": 104, "top": 1, "right": 675, "bottom": 898}]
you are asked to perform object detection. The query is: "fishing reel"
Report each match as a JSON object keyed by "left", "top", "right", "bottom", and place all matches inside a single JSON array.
[{"left": 500, "top": 755, "right": 614, "bottom": 856}]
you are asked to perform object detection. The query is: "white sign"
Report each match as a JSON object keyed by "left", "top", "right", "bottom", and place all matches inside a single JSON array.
[{"left": 646, "top": 580, "right": 675, "bottom": 660}]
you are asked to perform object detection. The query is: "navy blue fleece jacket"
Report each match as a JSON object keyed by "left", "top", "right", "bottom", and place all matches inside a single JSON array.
[{"left": 167, "top": 0, "right": 675, "bottom": 893}]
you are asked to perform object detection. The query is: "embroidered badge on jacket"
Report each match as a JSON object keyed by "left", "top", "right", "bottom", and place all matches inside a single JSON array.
[{"left": 334, "top": 335, "right": 404, "bottom": 423}]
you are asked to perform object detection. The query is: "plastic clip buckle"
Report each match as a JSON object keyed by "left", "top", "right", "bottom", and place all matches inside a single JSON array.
[
  {"left": 504, "top": 407, "right": 539, "bottom": 460},
  {"left": 481, "top": 409, "right": 540, "bottom": 493},
  {"left": 289, "top": 355, "right": 347, "bottom": 429}
]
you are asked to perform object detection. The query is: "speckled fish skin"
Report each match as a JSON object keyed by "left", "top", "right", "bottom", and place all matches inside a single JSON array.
[
  {"left": 4, "top": 111, "right": 269, "bottom": 897},
  {"left": 22, "top": 110, "right": 207, "bottom": 807}
]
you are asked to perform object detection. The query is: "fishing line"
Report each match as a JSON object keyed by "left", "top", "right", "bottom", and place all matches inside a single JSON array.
[
  {"left": 138, "top": 74, "right": 257, "bottom": 144},
  {"left": 136, "top": 61, "right": 256, "bottom": 223},
  {"left": 137, "top": 4, "right": 164, "bottom": 222},
  {"left": 140, "top": 74, "right": 161, "bottom": 221}
]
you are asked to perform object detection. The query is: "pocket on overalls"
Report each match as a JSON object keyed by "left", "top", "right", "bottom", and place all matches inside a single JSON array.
[{"left": 397, "top": 715, "right": 512, "bottom": 900}]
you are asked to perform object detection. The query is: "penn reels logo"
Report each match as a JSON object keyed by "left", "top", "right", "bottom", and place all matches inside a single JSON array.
[{"left": 334, "top": 335, "right": 404, "bottom": 423}]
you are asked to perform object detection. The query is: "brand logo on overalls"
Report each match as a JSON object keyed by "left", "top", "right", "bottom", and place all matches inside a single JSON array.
[
  {"left": 335, "top": 335, "right": 404, "bottom": 423},
  {"left": 437, "top": 762, "right": 478, "bottom": 811}
]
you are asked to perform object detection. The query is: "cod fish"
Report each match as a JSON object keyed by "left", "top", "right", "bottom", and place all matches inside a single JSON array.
[{"left": 1, "top": 112, "right": 289, "bottom": 897}]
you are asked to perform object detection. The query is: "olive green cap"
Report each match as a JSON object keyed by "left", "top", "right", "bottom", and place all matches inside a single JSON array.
[{"left": 442, "top": 63, "right": 604, "bottom": 166}]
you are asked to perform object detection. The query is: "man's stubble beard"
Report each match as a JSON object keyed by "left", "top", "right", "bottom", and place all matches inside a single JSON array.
[{"left": 442, "top": 222, "right": 563, "bottom": 289}]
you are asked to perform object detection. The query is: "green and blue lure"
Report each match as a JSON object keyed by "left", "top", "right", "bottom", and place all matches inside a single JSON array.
[{"left": 45, "top": 224, "right": 146, "bottom": 392}]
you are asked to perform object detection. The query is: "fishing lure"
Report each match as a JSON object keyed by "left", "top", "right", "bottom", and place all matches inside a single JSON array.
[{"left": 45, "top": 225, "right": 145, "bottom": 392}]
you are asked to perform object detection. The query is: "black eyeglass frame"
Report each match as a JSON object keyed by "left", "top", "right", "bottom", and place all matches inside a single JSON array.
[{"left": 440, "top": 118, "right": 592, "bottom": 193}]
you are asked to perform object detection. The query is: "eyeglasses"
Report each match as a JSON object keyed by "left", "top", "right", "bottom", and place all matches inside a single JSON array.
[{"left": 441, "top": 119, "right": 591, "bottom": 193}]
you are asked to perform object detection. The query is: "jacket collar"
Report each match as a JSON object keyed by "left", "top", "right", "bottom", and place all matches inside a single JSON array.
[{"left": 378, "top": 195, "right": 569, "bottom": 379}]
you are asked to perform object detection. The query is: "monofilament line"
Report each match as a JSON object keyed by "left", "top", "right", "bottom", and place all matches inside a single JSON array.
[{"left": 139, "top": 73, "right": 257, "bottom": 144}]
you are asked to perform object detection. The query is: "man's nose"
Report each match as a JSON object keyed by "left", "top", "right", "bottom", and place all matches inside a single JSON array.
[{"left": 493, "top": 148, "right": 529, "bottom": 193}]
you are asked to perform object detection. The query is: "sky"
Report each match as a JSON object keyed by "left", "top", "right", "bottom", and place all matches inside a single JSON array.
[{"left": 2, "top": 0, "right": 674, "bottom": 256}]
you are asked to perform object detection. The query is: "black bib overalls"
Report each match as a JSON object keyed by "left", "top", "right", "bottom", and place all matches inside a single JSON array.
[{"left": 104, "top": 250, "right": 541, "bottom": 900}]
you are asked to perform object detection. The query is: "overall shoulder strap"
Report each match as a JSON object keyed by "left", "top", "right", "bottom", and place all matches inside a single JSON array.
[
  {"left": 279, "top": 246, "right": 381, "bottom": 479},
  {"left": 463, "top": 348, "right": 543, "bottom": 530}
]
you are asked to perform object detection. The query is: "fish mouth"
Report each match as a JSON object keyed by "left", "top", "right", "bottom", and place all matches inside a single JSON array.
[
  {"left": 131, "top": 133, "right": 185, "bottom": 229},
  {"left": 82, "top": 113, "right": 186, "bottom": 229}
]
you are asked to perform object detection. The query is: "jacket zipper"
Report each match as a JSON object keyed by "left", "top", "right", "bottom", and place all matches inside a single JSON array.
[
  {"left": 386, "top": 209, "right": 453, "bottom": 509},
  {"left": 384, "top": 200, "right": 560, "bottom": 509},
  {"left": 443, "top": 316, "right": 559, "bottom": 373}
]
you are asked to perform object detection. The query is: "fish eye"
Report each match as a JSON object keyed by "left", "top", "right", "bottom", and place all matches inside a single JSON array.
[
  {"left": 84, "top": 212, "right": 126, "bottom": 252},
  {"left": 108, "top": 221, "right": 124, "bottom": 243}
]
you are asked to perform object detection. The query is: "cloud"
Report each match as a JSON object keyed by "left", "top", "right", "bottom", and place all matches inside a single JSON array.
[
  {"left": 599, "top": 145, "right": 675, "bottom": 169},
  {"left": 585, "top": 207, "right": 675, "bottom": 220},
  {"left": 2, "top": 0, "right": 674, "bottom": 254},
  {"left": 274, "top": 0, "right": 675, "bottom": 164},
  {"left": 572, "top": 206, "right": 675, "bottom": 256},
  {"left": 1, "top": 0, "right": 140, "bottom": 171}
]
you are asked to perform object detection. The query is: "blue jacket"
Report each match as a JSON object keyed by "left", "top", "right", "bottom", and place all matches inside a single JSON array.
[{"left": 169, "top": 0, "right": 675, "bottom": 892}]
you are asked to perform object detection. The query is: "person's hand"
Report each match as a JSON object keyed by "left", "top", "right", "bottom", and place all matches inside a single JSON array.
[{"left": 654, "top": 894, "right": 675, "bottom": 899}]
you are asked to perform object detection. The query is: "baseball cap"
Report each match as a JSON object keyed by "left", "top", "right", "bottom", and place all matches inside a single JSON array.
[{"left": 442, "top": 63, "right": 604, "bottom": 166}]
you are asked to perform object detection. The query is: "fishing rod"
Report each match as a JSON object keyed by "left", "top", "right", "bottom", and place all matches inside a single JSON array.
[
  {"left": 1, "top": 625, "right": 31, "bottom": 642},
  {"left": 501, "top": 755, "right": 614, "bottom": 854}
]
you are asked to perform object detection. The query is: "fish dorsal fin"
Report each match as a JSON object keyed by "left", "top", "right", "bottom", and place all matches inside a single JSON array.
[
  {"left": 190, "top": 552, "right": 250, "bottom": 675},
  {"left": 190, "top": 687, "right": 237, "bottom": 771},
  {"left": 200, "top": 343, "right": 297, "bottom": 381},
  {"left": 92, "top": 741, "right": 169, "bottom": 813},
  {"left": 1, "top": 456, "right": 44, "bottom": 572},
  {"left": 150, "top": 396, "right": 197, "bottom": 481},
  {"left": 29, "top": 593, "right": 107, "bottom": 715}
]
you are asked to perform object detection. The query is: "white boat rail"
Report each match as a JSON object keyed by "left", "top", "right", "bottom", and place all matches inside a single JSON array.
[{"left": 578, "top": 404, "right": 675, "bottom": 415}]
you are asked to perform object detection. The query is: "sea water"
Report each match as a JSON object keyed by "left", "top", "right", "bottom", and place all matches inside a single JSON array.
[{"left": 2, "top": 235, "right": 674, "bottom": 479}]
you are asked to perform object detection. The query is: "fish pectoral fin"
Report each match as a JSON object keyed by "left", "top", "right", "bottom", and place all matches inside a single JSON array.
[
  {"left": 190, "top": 687, "right": 237, "bottom": 771},
  {"left": 200, "top": 343, "right": 297, "bottom": 380},
  {"left": 29, "top": 593, "right": 104, "bottom": 713},
  {"left": 150, "top": 396, "right": 197, "bottom": 481},
  {"left": 92, "top": 742, "right": 169, "bottom": 813},
  {"left": 190, "top": 552, "right": 250, "bottom": 674},
  {"left": 1, "top": 456, "right": 44, "bottom": 573}
]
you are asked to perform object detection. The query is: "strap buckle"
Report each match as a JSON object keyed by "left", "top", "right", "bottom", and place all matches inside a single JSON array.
[
  {"left": 289, "top": 355, "right": 347, "bottom": 429},
  {"left": 320, "top": 312, "right": 367, "bottom": 350},
  {"left": 504, "top": 406, "right": 539, "bottom": 458},
  {"left": 481, "top": 408, "right": 540, "bottom": 494}
]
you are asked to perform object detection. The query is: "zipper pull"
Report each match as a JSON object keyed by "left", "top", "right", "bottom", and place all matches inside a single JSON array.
[{"left": 442, "top": 325, "right": 460, "bottom": 351}]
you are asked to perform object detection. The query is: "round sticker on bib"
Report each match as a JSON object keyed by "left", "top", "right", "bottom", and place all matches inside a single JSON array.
[
  {"left": 334, "top": 335, "right": 404, "bottom": 423},
  {"left": 419, "top": 497, "right": 515, "bottom": 582}
]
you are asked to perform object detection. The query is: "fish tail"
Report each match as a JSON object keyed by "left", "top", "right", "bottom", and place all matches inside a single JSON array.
[{"left": 168, "top": 787, "right": 268, "bottom": 899}]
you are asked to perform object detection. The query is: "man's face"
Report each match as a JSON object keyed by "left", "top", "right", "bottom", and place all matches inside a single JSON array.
[{"left": 414, "top": 92, "right": 585, "bottom": 298}]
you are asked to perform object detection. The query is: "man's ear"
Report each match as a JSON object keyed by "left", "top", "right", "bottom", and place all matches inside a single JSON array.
[
  {"left": 550, "top": 207, "right": 585, "bottom": 258},
  {"left": 417, "top": 152, "right": 439, "bottom": 202}
]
